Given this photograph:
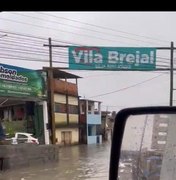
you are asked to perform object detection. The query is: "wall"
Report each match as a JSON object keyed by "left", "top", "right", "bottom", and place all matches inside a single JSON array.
[
  {"left": 87, "top": 135, "right": 102, "bottom": 144},
  {"left": 55, "top": 128, "right": 79, "bottom": 145},
  {"left": 87, "top": 114, "right": 101, "bottom": 124},
  {"left": 53, "top": 79, "right": 78, "bottom": 96},
  {"left": 68, "top": 96, "right": 78, "bottom": 105},
  {"left": 151, "top": 114, "right": 169, "bottom": 150},
  {"left": 54, "top": 94, "right": 66, "bottom": 103},
  {"left": 0, "top": 144, "right": 59, "bottom": 170},
  {"left": 55, "top": 113, "right": 67, "bottom": 125},
  {"left": 69, "top": 114, "right": 78, "bottom": 124}
]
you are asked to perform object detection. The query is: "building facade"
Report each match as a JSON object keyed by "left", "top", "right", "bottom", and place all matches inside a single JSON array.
[
  {"left": 79, "top": 99, "right": 102, "bottom": 144},
  {"left": 151, "top": 114, "right": 169, "bottom": 151},
  {"left": 44, "top": 68, "right": 81, "bottom": 145}
]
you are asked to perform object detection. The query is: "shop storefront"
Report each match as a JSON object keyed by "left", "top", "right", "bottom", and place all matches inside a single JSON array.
[{"left": 0, "top": 63, "right": 49, "bottom": 144}]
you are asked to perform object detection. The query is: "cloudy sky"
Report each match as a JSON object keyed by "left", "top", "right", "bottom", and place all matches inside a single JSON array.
[{"left": 0, "top": 11, "right": 176, "bottom": 111}]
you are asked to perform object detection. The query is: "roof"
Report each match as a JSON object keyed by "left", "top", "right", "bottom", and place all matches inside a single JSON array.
[
  {"left": 79, "top": 98, "right": 102, "bottom": 103},
  {"left": 101, "top": 111, "right": 111, "bottom": 115},
  {"left": 42, "top": 67, "right": 81, "bottom": 79},
  {"left": 0, "top": 96, "right": 40, "bottom": 108}
]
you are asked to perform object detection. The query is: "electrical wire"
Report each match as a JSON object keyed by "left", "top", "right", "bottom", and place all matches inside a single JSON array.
[
  {"left": 0, "top": 29, "right": 173, "bottom": 69},
  {"left": 0, "top": 41, "right": 172, "bottom": 65},
  {"left": 10, "top": 12, "right": 167, "bottom": 46},
  {"left": 39, "top": 12, "right": 170, "bottom": 44},
  {"left": 0, "top": 17, "right": 135, "bottom": 45},
  {"left": 88, "top": 73, "right": 165, "bottom": 98},
  {"left": 0, "top": 30, "right": 173, "bottom": 64},
  {"left": 0, "top": 29, "right": 83, "bottom": 46}
]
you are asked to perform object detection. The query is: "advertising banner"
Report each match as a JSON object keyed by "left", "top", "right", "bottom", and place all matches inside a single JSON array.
[
  {"left": 0, "top": 63, "right": 47, "bottom": 99},
  {"left": 69, "top": 46, "right": 156, "bottom": 70}
]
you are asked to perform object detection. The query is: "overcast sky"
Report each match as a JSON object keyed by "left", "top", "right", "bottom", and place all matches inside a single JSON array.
[{"left": 0, "top": 11, "right": 176, "bottom": 112}]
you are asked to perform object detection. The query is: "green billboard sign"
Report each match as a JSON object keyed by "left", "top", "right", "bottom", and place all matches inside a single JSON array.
[
  {"left": 0, "top": 63, "right": 47, "bottom": 99},
  {"left": 69, "top": 46, "right": 156, "bottom": 70}
]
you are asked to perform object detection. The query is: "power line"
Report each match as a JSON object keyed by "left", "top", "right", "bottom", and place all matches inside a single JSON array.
[
  {"left": 0, "top": 39, "right": 67, "bottom": 55},
  {"left": 0, "top": 45, "right": 171, "bottom": 65},
  {"left": 0, "top": 17, "right": 148, "bottom": 46},
  {"left": 0, "top": 36, "right": 172, "bottom": 65},
  {"left": 0, "top": 29, "right": 174, "bottom": 63},
  {"left": 82, "top": 71, "right": 174, "bottom": 79},
  {"left": 0, "top": 46, "right": 171, "bottom": 68},
  {"left": 0, "top": 38, "right": 46, "bottom": 48},
  {"left": 39, "top": 12, "right": 169, "bottom": 45},
  {"left": 0, "top": 51, "right": 170, "bottom": 69},
  {"left": 0, "top": 46, "right": 68, "bottom": 57},
  {"left": 0, "top": 29, "right": 173, "bottom": 67},
  {"left": 0, "top": 29, "right": 83, "bottom": 46},
  {"left": 88, "top": 73, "right": 165, "bottom": 98},
  {"left": 11, "top": 12, "right": 167, "bottom": 47},
  {"left": 4, "top": 33, "right": 47, "bottom": 44}
]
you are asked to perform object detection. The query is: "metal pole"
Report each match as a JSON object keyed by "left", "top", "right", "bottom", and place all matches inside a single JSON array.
[
  {"left": 48, "top": 38, "right": 56, "bottom": 144},
  {"left": 136, "top": 115, "right": 148, "bottom": 179},
  {"left": 49, "top": 38, "right": 52, "bottom": 68},
  {"left": 170, "top": 42, "right": 174, "bottom": 106}
]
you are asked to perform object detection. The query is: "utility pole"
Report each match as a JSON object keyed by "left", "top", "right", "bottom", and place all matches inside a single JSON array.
[
  {"left": 156, "top": 44, "right": 175, "bottom": 106},
  {"left": 43, "top": 43, "right": 70, "bottom": 144},
  {"left": 48, "top": 38, "right": 56, "bottom": 144},
  {"left": 170, "top": 42, "right": 174, "bottom": 106}
]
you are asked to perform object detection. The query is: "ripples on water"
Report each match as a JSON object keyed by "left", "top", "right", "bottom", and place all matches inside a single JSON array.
[{"left": 0, "top": 142, "right": 111, "bottom": 180}]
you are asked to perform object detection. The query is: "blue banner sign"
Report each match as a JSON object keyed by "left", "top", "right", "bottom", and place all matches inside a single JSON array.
[{"left": 69, "top": 46, "right": 156, "bottom": 70}]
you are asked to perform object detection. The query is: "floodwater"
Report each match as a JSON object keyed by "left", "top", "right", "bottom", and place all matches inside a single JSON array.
[{"left": 0, "top": 142, "right": 111, "bottom": 180}]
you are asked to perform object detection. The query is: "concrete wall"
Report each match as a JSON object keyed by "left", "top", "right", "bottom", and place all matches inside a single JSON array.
[{"left": 0, "top": 144, "right": 59, "bottom": 170}]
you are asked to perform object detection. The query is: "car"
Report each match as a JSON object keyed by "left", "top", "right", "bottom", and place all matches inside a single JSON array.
[{"left": 11, "top": 132, "right": 39, "bottom": 145}]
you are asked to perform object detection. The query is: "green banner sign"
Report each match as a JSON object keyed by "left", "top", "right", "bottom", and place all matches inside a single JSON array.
[
  {"left": 69, "top": 46, "right": 156, "bottom": 70},
  {"left": 0, "top": 64, "right": 47, "bottom": 99}
]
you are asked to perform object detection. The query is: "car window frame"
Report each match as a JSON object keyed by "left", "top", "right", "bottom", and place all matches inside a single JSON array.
[{"left": 109, "top": 106, "right": 176, "bottom": 180}]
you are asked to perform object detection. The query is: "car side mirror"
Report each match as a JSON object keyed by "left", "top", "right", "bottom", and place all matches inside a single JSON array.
[{"left": 109, "top": 106, "right": 176, "bottom": 180}]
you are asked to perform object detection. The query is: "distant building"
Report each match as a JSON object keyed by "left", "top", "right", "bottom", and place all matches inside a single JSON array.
[
  {"left": 101, "top": 111, "right": 115, "bottom": 141},
  {"left": 101, "top": 111, "right": 111, "bottom": 141},
  {"left": 151, "top": 114, "right": 169, "bottom": 151},
  {"left": 79, "top": 99, "right": 102, "bottom": 144}
]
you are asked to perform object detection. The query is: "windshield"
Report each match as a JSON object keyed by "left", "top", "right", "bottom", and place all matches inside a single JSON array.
[{"left": 0, "top": 11, "right": 176, "bottom": 180}]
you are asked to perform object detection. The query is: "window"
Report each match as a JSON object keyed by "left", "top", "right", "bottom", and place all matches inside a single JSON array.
[
  {"left": 68, "top": 105, "right": 78, "bottom": 114},
  {"left": 88, "top": 105, "right": 91, "bottom": 111},
  {"left": 17, "top": 134, "right": 27, "bottom": 139},
  {"left": 159, "top": 123, "right": 168, "bottom": 127},
  {"left": 88, "top": 104, "right": 92, "bottom": 114},
  {"left": 80, "top": 104, "right": 85, "bottom": 114},
  {"left": 55, "top": 103, "right": 66, "bottom": 113},
  {"left": 157, "top": 141, "right": 166, "bottom": 144},
  {"left": 158, "top": 132, "right": 167, "bottom": 136}
]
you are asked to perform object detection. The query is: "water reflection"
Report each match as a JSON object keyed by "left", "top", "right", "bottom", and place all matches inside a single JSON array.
[{"left": 0, "top": 142, "right": 111, "bottom": 180}]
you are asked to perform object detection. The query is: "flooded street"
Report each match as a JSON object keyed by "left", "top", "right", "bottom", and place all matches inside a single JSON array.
[{"left": 0, "top": 142, "right": 111, "bottom": 180}]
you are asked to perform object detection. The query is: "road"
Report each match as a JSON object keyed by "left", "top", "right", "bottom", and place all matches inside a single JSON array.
[{"left": 0, "top": 142, "right": 111, "bottom": 180}]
